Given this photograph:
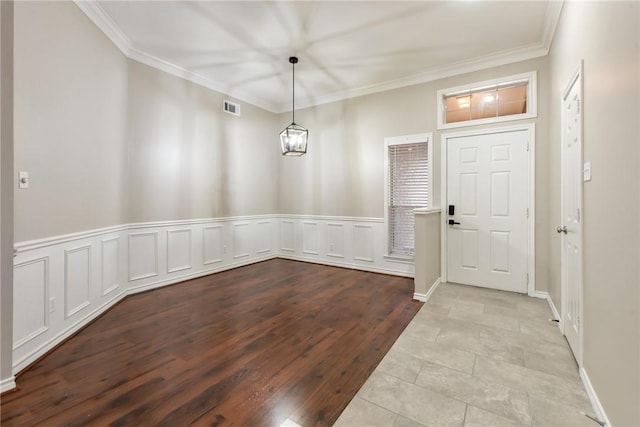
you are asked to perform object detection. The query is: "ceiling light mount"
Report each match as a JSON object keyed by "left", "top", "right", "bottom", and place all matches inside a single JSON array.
[{"left": 280, "top": 56, "right": 308, "bottom": 156}]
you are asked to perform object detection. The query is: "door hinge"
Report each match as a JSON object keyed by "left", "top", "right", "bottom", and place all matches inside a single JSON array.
[
  {"left": 526, "top": 208, "right": 529, "bottom": 219},
  {"left": 526, "top": 273, "right": 529, "bottom": 284},
  {"left": 526, "top": 140, "right": 530, "bottom": 152},
  {"left": 576, "top": 208, "right": 581, "bottom": 222}
]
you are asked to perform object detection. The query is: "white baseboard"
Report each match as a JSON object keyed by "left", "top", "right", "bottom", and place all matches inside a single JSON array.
[
  {"left": 531, "top": 290, "right": 561, "bottom": 321},
  {"left": 580, "top": 367, "right": 611, "bottom": 427},
  {"left": 127, "top": 255, "right": 277, "bottom": 296},
  {"left": 278, "top": 254, "right": 413, "bottom": 278},
  {"left": 415, "top": 277, "right": 441, "bottom": 302},
  {"left": 12, "top": 255, "right": 278, "bottom": 374},
  {"left": 425, "top": 277, "right": 441, "bottom": 301},
  {"left": 531, "top": 292, "right": 609, "bottom": 426},
  {"left": 413, "top": 292, "right": 427, "bottom": 302},
  {"left": 12, "top": 290, "right": 128, "bottom": 374},
  {"left": 0, "top": 376, "right": 16, "bottom": 394}
]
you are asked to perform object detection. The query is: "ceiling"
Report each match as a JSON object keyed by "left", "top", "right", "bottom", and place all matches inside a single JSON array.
[{"left": 78, "top": 1, "right": 563, "bottom": 113}]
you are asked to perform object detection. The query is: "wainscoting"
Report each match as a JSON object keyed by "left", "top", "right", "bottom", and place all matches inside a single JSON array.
[{"left": 12, "top": 214, "right": 414, "bottom": 376}]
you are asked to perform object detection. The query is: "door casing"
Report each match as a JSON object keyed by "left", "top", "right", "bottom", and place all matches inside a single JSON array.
[{"left": 440, "top": 123, "right": 536, "bottom": 295}]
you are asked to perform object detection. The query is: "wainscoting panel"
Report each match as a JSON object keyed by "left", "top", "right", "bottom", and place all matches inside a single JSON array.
[
  {"left": 280, "top": 220, "right": 295, "bottom": 253},
  {"left": 167, "top": 229, "right": 192, "bottom": 273},
  {"left": 128, "top": 232, "right": 158, "bottom": 281},
  {"left": 277, "top": 216, "right": 414, "bottom": 277},
  {"left": 101, "top": 237, "right": 120, "bottom": 296},
  {"left": 202, "top": 225, "right": 223, "bottom": 265},
  {"left": 64, "top": 245, "right": 92, "bottom": 319},
  {"left": 13, "top": 257, "right": 49, "bottom": 349},
  {"left": 256, "top": 220, "right": 273, "bottom": 255},
  {"left": 232, "top": 223, "right": 251, "bottom": 259},
  {"left": 302, "top": 222, "right": 319, "bottom": 255},
  {"left": 327, "top": 223, "right": 345, "bottom": 258},
  {"left": 11, "top": 214, "right": 411, "bottom": 376},
  {"left": 353, "top": 224, "right": 375, "bottom": 262}
]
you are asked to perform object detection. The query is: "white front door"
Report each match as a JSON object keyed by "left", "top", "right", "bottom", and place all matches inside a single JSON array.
[
  {"left": 560, "top": 65, "right": 583, "bottom": 363},
  {"left": 445, "top": 128, "right": 529, "bottom": 293}
]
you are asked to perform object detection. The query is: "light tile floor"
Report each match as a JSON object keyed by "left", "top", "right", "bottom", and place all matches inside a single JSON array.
[{"left": 334, "top": 282, "right": 599, "bottom": 427}]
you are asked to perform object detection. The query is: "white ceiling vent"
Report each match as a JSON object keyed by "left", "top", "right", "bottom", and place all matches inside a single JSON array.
[{"left": 223, "top": 100, "right": 241, "bottom": 116}]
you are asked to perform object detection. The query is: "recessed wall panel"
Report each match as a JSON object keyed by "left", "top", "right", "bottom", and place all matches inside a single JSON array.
[
  {"left": 491, "top": 144, "right": 511, "bottom": 161},
  {"left": 256, "top": 221, "right": 272, "bottom": 254},
  {"left": 459, "top": 173, "right": 478, "bottom": 216},
  {"left": 280, "top": 221, "right": 295, "bottom": 252},
  {"left": 302, "top": 222, "right": 319, "bottom": 255},
  {"left": 101, "top": 237, "right": 120, "bottom": 296},
  {"left": 203, "top": 225, "right": 223, "bottom": 265},
  {"left": 167, "top": 229, "right": 192, "bottom": 273},
  {"left": 14, "top": 258, "right": 48, "bottom": 349},
  {"left": 460, "top": 230, "right": 479, "bottom": 269},
  {"left": 491, "top": 231, "right": 510, "bottom": 272},
  {"left": 128, "top": 232, "right": 158, "bottom": 281},
  {"left": 354, "top": 225, "right": 374, "bottom": 262},
  {"left": 65, "top": 245, "right": 91, "bottom": 318},
  {"left": 491, "top": 172, "right": 511, "bottom": 217},
  {"left": 233, "top": 223, "right": 250, "bottom": 259},
  {"left": 327, "top": 223, "right": 344, "bottom": 258},
  {"left": 460, "top": 147, "right": 478, "bottom": 164}
]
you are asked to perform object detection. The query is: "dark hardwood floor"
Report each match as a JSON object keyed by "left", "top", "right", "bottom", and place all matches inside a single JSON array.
[{"left": 1, "top": 259, "right": 421, "bottom": 427}]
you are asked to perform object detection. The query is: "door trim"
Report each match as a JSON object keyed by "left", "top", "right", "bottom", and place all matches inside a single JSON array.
[
  {"left": 440, "top": 123, "right": 536, "bottom": 295},
  {"left": 560, "top": 61, "right": 584, "bottom": 365}
]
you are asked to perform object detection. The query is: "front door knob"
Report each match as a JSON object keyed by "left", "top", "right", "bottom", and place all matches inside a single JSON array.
[{"left": 556, "top": 226, "right": 568, "bottom": 234}]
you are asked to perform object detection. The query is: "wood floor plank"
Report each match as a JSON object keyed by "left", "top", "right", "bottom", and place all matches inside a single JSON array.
[{"left": 1, "top": 259, "right": 421, "bottom": 426}]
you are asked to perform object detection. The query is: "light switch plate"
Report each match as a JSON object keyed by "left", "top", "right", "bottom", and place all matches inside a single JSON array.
[
  {"left": 18, "top": 171, "right": 29, "bottom": 189},
  {"left": 583, "top": 161, "right": 591, "bottom": 182}
]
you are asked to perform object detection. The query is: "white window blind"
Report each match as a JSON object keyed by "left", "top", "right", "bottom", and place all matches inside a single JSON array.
[{"left": 388, "top": 141, "right": 429, "bottom": 256}]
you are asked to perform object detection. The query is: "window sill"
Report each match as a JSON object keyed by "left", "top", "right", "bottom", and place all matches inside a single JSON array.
[{"left": 383, "top": 255, "right": 414, "bottom": 264}]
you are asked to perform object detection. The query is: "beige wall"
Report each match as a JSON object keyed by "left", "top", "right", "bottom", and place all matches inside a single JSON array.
[
  {"left": 1, "top": 0, "right": 14, "bottom": 387},
  {"left": 548, "top": 2, "right": 640, "bottom": 425},
  {"left": 414, "top": 211, "right": 441, "bottom": 297},
  {"left": 14, "top": 1, "right": 129, "bottom": 242},
  {"left": 127, "top": 61, "right": 278, "bottom": 222},
  {"left": 278, "top": 57, "right": 550, "bottom": 292},
  {"left": 13, "top": 2, "right": 279, "bottom": 240}
]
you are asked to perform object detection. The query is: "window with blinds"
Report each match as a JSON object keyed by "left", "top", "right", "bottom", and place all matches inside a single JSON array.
[{"left": 387, "top": 141, "right": 429, "bottom": 256}]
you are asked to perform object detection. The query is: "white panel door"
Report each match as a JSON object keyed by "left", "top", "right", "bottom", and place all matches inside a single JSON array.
[
  {"left": 446, "top": 129, "right": 529, "bottom": 292},
  {"left": 560, "top": 67, "right": 583, "bottom": 363}
]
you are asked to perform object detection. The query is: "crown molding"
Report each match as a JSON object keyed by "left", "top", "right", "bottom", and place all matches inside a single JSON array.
[
  {"left": 73, "top": 0, "right": 280, "bottom": 113},
  {"left": 73, "top": 0, "right": 132, "bottom": 55},
  {"left": 125, "top": 44, "right": 280, "bottom": 112},
  {"left": 75, "top": 0, "right": 563, "bottom": 115},
  {"left": 279, "top": 43, "right": 550, "bottom": 113},
  {"left": 541, "top": 0, "right": 564, "bottom": 52}
]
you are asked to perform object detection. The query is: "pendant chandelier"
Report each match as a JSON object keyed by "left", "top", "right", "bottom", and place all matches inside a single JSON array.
[{"left": 280, "top": 56, "right": 308, "bottom": 156}]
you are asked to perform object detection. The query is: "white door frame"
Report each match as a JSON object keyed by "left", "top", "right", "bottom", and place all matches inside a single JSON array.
[
  {"left": 440, "top": 123, "right": 536, "bottom": 295},
  {"left": 560, "top": 62, "right": 584, "bottom": 365}
]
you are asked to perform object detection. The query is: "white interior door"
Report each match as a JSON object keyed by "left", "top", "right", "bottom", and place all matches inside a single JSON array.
[
  {"left": 446, "top": 129, "right": 529, "bottom": 293},
  {"left": 560, "top": 66, "right": 583, "bottom": 363}
]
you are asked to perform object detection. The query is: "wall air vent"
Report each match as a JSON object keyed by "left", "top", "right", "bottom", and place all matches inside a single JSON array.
[{"left": 223, "top": 100, "right": 241, "bottom": 116}]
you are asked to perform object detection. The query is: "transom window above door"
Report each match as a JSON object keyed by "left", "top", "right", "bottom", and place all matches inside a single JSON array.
[{"left": 437, "top": 72, "right": 537, "bottom": 130}]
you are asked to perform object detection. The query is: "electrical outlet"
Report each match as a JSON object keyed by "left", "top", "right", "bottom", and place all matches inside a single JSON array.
[
  {"left": 223, "top": 246, "right": 227, "bottom": 254},
  {"left": 49, "top": 297, "right": 56, "bottom": 313},
  {"left": 329, "top": 244, "right": 334, "bottom": 252}
]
